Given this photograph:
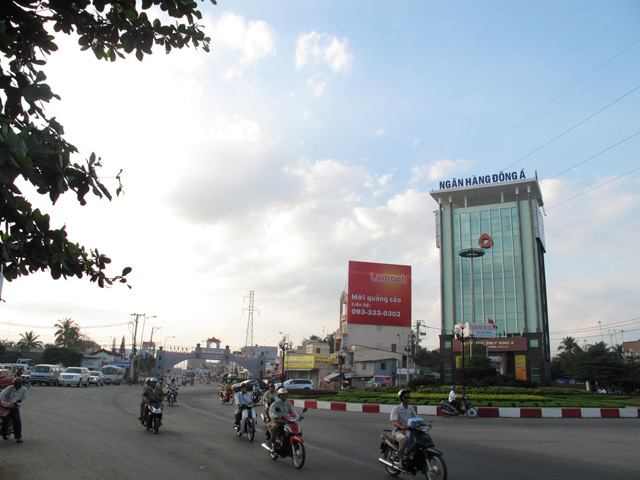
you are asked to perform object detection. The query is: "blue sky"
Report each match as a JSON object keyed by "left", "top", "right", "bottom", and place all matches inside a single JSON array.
[{"left": 2, "top": 1, "right": 639, "bottom": 355}]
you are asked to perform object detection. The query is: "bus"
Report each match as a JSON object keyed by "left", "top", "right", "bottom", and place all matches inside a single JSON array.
[{"left": 101, "top": 365, "right": 125, "bottom": 385}]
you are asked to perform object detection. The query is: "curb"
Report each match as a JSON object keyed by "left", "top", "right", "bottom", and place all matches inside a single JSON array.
[{"left": 291, "top": 400, "right": 640, "bottom": 419}]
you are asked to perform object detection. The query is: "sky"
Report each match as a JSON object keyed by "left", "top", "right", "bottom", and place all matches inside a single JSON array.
[{"left": 2, "top": 0, "right": 639, "bottom": 356}]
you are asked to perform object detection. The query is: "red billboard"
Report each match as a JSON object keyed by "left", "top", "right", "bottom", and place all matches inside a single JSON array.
[{"left": 348, "top": 261, "right": 411, "bottom": 326}]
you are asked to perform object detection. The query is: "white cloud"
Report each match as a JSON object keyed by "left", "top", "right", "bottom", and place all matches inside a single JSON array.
[
  {"left": 296, "top": 32, "right": 353, "bottom": 73},
  {"left": 376, "top": 129, "right": 385, "bottom": 137},
  {"left": 409, "top": 158, "right": 474, "bottom": 185},
  {"left": 307, "top": 74, "right": 327, "bottom": 97},
  {"left": 211, "top": 12, "right": 276, "bottom": 69}
]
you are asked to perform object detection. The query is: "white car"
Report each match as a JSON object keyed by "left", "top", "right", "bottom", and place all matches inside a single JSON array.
[
  {"left": 58, "top": 367, "right": 90, "bottom": 387},
  {"left": 282, "top": 378, "right": 314, "bottom": 391}
]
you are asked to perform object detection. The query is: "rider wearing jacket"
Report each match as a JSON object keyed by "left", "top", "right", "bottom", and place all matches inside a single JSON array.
[
  {"left": 262, "top": 383, "right": 278, "bottom": 421},
  {"left": 0, "top": 377, "right": 28, "bottom": 443},
  {"left": 234, "top": 383, "right": 252, "bottom": 428},
  {"left": 142, "top": 378, "right": 164, "bottom": 423},
  {"left": 268, "top": 388, "right": 303, "bottom": 445}
]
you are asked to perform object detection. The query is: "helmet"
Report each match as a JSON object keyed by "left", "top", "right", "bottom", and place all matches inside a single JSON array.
[
  {"left": 450, "top": 385, "right": 456, "bottom": 390},
  {"left": 398, "top": 388, "right": 411, "bottom": 400},
  {"left": 277, "top": 387, "right": 288, "bottom": 395},
  {"left": 149, "top": 377, "right": 158, "bottom": 383}
]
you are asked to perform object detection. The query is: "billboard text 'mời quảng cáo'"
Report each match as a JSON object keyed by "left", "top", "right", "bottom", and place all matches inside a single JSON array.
[{"left": 347, "top": 261, "right": 411, "bottom": 327}]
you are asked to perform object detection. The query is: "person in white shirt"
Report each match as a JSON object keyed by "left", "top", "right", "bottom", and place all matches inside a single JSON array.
[
  {"left": 448, "top": 385, "right": 462, "bottom": 413},
  {"left": 234, "top": 383, "right": 252, "bottom": 428},
  {"left": 390, "top": 388, "right": 417, "bottom": 469},
  {"left": 0, "top": 377, "right": 28, "bottom": 443}
]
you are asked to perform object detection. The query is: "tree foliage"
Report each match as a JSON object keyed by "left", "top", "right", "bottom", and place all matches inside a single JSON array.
[
  {"left": 17, "top": 330, "right": 43, "bottom": 350},
  {"left": 0, "top": 0, "right": 216, "bottom": 288}
]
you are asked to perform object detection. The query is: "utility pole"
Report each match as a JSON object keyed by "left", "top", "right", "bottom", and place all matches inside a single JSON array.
[
  {"left": 244, "top": 291, "right": 259, "bottom": 347},
  {"left": 130, "top": 313, "right": 145, "bottom": 382}
]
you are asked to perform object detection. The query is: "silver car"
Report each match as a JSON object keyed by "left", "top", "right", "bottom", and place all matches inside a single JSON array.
[
  {"left": 89, "top": 371, "right": 105, "bottom": 386},
  {"left": 58, "top": 367, "right": 90, "bottom": 387}
]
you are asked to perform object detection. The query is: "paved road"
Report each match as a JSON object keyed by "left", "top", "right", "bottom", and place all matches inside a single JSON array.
[{"left": 2, "top": 384, "right": 638, "bottom": 480}]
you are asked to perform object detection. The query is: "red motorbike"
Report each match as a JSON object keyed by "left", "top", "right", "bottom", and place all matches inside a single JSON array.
[
  {"left": 0, "top": 400, "right": 17, "bottom": 440},
  {"left": 261, "top": 408, "right": 308, "bottom": 469}
]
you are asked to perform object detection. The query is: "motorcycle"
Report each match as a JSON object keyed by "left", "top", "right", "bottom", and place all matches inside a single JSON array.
[
  {"left": 166, "top": 387, "right": 178, "bottom": 406},
  {"left": 251, "top": 389, "right": 263, "bottom": 406},
  {"left": 234, "top": 403, "right": 257, "bottom": 441},
  {"left": 440, "top": 395, "right": 478, "bottom": 418},
  {"left": 219, "top": 388, "right": 233, "bottom": 404},
  {"left": 261, "top": 398, "right": 275, "bottom": 424},
  {"left": 0, "top": 400, "right": 16, "bottom": 440},
  {"left": 261, "top": 407, "right": 308, "bottom": 469},
  {"left": 378, "top": 418, "right": 447, "bottom": 480},
  {"left": 142, "top": 401, "right": 164, "bottom": 434}
]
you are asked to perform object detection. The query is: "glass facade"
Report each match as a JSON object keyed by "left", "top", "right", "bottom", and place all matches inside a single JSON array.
[{"left": 452, "top": 205, "right": 524, "bottom": 334}]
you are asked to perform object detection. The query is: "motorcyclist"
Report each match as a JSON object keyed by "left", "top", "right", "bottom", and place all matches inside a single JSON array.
[
  {"left": 224, "top": 381, "right": 234, "bottom": 402},
  {"left": 138, "top": 377, "right": 151, "bottom": 420},
  {"left": 166, "top": 377, "right": 179, "bottom": 402},
  {"left": 0, "top": 377, "right": 28, "bottom": 443},
  {"left": 262, "top": 383, "right": 278, "bottom": 422},
  {"left": 390, "top": 388, "right": 417, "bottom": 469},
  {"left": 142, "top": 377, "right": 164, "bottom": 424},
  {"left": 234, "top": 383, "right": 252, "bottom": 429},
  {"left": 252, "top": 382, "right": 262, "bottom": 401},
  {"left": 268, "top": 388, "right": 303, "bottom": 446},
  {"left": 448, "top": 385, "right": 462, "bottom": 413}
]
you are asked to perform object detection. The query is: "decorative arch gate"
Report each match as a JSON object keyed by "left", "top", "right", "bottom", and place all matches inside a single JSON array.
[{"left": 154, "top": 344, "right": 266, "bottom": 379}]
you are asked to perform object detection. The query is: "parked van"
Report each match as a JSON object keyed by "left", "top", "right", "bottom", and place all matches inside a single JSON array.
[
  {"left": 101, "top": 365, "right": 125, "bottom": 385},
  {"left": 31, "top": 364, "right": 61, "bottom": 386}
]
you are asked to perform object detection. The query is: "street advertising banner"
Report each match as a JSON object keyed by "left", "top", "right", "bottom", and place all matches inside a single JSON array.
[
  {"left": 465, "top": 323, "right": 496, "bottom": 339},
  {"left": 285, "top": 355, "right": 315, "bottom": 370},
  {"left": 348, "top": 261, "right": 411, "bottom": 326}
]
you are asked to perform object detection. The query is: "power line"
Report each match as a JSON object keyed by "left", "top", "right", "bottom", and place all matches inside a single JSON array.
[
  {"left": 466, "top": 36, "right": 640, "bottom": 161},
  {"left": 546, "top": 166, "right": 640, "bottom": 211},
  {"left": 501, "top": 82, "right": 640, "bottom": 172}
]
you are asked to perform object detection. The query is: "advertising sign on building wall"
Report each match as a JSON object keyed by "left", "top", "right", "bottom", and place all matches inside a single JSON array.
[
  {"left": 465, "top": 323, "right": 496, "bottom": 339},
  {"left": 347, "top": 261, "right": 411, "bottom": 327},
  {"left": 515, "top": 354, "right": 527, "bottom": 381}
]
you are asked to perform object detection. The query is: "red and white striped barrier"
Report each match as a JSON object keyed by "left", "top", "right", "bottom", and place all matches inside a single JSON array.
[{"left": 291, "top": 400, "right": 640, "bottom": 418}]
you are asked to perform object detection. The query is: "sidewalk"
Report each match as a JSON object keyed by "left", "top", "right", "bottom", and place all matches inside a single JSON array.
[{"left": 291, "top": 399, "right": 640, "bottom": 418}]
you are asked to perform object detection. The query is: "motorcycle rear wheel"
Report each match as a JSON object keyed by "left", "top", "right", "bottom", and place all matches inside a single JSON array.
[
  {"left": 383, "top": 448, "right": 401, "bottom": 477},
  {"left": 291, "top": 442, "right": 305, "bottom": 469},
  {"left": 466, "top": 407, "right": 478, "bottom": 419},
  {"left": 424, "top": 453, "right": 447, "bottom": 480}
]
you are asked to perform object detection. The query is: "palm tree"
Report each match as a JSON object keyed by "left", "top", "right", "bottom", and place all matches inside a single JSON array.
[
  {"left": 558, "top": 336, "right": 582, "bottom": 355},
  {"left": 54, "top": 318, "right": 81, "bottom": 348},
  {"left": 17, "top": 331, "right": 43, "bottom": 351}
]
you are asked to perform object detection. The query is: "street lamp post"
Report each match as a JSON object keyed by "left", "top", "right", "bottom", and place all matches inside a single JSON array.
[
  {"left": 338, "top": 350, "right": 346, "bottom": 389},
  {"left": 628, "top": 348, "right": 636, "bottom": 394},
  {"left": 454, "top": 323, "right": 474, "bottom": 396},
  {"left": 164, "top": 336, "right": 175, "bottom": 348}
]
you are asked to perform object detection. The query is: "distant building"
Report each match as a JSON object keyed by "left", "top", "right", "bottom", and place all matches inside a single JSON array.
[{"left": 430, "top": 174, "right": 551, "bottom": 385}]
